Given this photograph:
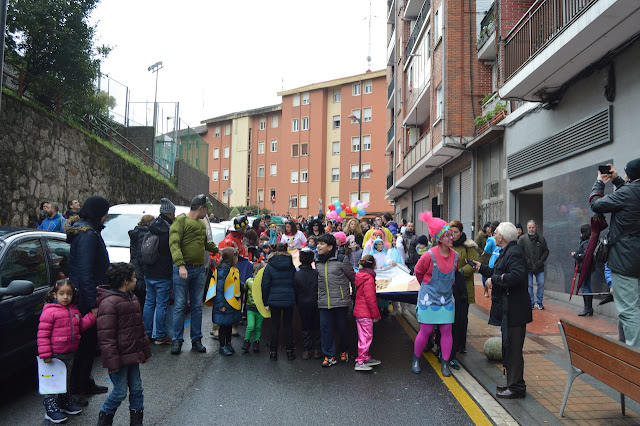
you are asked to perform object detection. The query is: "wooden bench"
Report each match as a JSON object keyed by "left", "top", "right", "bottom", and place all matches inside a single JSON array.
[{"left": 558, "top": 318, "right": 640, "bottom": 417}]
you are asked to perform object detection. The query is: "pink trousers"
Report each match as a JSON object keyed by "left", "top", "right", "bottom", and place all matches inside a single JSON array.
[{"left": 355, "top": 318, "right": 374, "bottom": 364}]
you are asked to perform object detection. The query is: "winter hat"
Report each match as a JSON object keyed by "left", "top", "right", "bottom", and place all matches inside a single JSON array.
[
  {"left": 78, "top": 196, "right": 110, "bottom": 222},
  {"left": 159, "top": 198, "right": 176, "bottom": 214},
  {"left": 625, "top": 158, "right": 640, "bottom": 181},
  {"left": 418, "top": 210, "right": 450, "bottom": 243},
  {"left": 333, "top": 231, "right": 347, "bottom": 246},
  {"left": 417, "top": 235, "right": 429, "bottom": 245}
]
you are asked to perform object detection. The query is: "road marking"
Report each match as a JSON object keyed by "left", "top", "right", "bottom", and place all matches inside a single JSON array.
[{"left": 397, "top": 315, "right": 494, "bottom": 426}]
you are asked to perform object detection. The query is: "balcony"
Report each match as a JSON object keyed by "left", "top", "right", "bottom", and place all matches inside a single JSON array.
[
  {"left": 387, "top": 122, "right": 395, "bottom": 149},
  {"left": 387, "top": 28, "right": 396, "bottom": 65},
  {"left": 404, "top": 0, "right": 427, "bottom": 19},
  {"left": 405, "top": 0, "right": 431, "bottom": 57},
  {"left": 387, "top": 172, "right": 395, "bottom": 190},
  {"left": 387, "top": 0, "right": 396, "bottom": 23},
  {"left": 501, "top": 0, "right": 640, "bottom": 100},
  {"left": 477, "top": 2, "right": 497, "bottom": 60},
  {"left": 387, "top": 76, "right": 395, "bottom": 109}
]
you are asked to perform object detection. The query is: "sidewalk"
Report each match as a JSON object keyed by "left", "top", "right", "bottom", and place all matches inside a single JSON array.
[{"left": 458, "top": 281, "right": 640, "bottom": 425}]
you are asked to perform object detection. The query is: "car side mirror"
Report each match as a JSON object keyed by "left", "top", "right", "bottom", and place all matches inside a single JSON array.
[{"left": 0, "top": 280, "right": 35, "bottom": 296}]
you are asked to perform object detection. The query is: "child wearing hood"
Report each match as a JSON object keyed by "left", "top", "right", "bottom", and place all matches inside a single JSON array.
[
  {"left": 345, "top": 235, "right": 363, "bottom": 272},
  {"left": 353, "top": 255, "right": 382, "bottom": 371}
]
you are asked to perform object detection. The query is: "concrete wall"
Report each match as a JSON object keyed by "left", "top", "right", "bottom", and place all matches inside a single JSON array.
[{"left": 123, "top": 126, "right": 154, "bottom": 155}]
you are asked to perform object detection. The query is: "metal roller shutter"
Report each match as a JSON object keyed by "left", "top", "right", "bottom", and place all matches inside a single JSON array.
[
  {"left": 448, "top": 174, "right": 460, "bottom": 223},
  {"left": 460, "top": 168, "right": 473, "bottom": 235}
]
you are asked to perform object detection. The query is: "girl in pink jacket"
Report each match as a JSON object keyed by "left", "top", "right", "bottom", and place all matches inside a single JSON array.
[
  {"left": 353, "top": 255, "right": 382, "bottom": 371},
  {"left": 37, "top": 279, "right": 96, "bottom": 424}
]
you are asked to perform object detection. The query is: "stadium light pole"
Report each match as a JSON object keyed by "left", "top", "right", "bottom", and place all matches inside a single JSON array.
[{"left": 148, "top": 61, "right": 163, "bottom": 163}]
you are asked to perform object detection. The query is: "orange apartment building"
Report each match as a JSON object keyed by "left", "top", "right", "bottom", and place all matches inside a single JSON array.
[{"left": 200, "top": 70, "right": 391, "bottom": 218}]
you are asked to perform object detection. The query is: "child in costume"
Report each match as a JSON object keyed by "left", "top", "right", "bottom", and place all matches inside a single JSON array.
[
  {"left": 214, "top": 247, "right": 243, "bottom": 356},
  {"left": 294, "top": 248, "right": 321, "bottom": 359},
  {"left": 353, "top": 255, "right": 382, "bottom": 371},
  {"left": 38, "top": 279, "right": 96, "bottom": 424},
  {"left": 242, "top": 263, "right": 265, "bottom": 354},
  {"left": 345, "top": 235, "right": 363, "bottom": 272},
  {"left": 387, "top": 234, "right": 405, "bottom": 266}
]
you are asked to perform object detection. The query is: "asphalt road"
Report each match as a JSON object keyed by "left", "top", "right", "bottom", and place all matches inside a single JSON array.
[{"left": 0, "top": 306, "right": 476, "bottom": 425}]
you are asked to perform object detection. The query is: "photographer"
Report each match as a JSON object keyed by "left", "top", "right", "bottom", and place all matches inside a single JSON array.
[{"left": 590, "top": 159, "right": 640, "bottom": 348}]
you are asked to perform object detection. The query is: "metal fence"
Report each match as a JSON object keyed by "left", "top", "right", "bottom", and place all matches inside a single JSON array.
[{"left": 155, "top": 119, "right": 208, "bottom": 176}]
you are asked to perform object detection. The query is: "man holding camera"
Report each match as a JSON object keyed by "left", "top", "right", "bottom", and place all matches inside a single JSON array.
[{"left": 590, "top": 159, "right": 640, "bottom": 348}]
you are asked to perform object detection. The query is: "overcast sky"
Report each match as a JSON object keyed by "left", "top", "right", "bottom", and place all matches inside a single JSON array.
[{"left": 91, "top": 0, "right": 388, "bottom": 130}]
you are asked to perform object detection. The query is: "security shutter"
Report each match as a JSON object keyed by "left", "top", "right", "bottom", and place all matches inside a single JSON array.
[
  {"left": 448, "top": 174, "right": 461, "bottom": 222},
  {"left": 414, "top": 196, "right": 430, "bottom": 237},
  {"left": 460, "top": 168, "right": 473, "bottom": 235}
]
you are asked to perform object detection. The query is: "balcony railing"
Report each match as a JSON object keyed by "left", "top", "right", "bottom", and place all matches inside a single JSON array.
[
  {"left": 388, "top": 122, "right": 395, "bottom": 144},
  {"left": 403, "top": 131, "right": 431, "bottom": 173},
  {"left": 388, "top": 76, "right": 395, "bottom": 100},
  {"left": 405, "top": 0, "right": 431, "bottom": 58},
  {"left": 504, "top": 0, "right": 598, "bottom": 79},
  {"left": 387, "top": 172, "right": 394, "bottom": 189},
  {"left": 477, "top": 2, "right": 496, "bottom": 47}
]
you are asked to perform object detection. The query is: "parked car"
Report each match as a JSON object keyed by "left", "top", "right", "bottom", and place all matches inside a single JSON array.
[{"left": 0, "top": 227, "right": 71, "bottom": 380}]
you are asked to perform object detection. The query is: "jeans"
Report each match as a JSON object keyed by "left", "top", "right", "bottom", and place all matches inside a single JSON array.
[
  {"left": 355, "top": 318, "right": 374, "bottom": 364},
  {"left": 172, "top": 264, "right": 205, "bottom": 342},
  {"left": 528, "top": 271, "right": 545, "bottom": 305},
  {"left": 100, "top": 364, "right": 144, "bottom": 414},
  {"left": 299, "top": 305, "right": 321, "bottom": 352},
  {"left": 143, "top": 276, "right": 173, "bottom": 338},
  {"left": 611, "top": 272, "right": 640, "bottom": 348},
  {"left": 319, "top": 307, "right": 349, "bottom": 357},
  {"left": 244, "top": 310, "right": 264, "bottom": 342}
]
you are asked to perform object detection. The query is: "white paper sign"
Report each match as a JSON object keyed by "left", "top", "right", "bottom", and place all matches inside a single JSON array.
[{"left": 37, "top": 357, "right": 67, "bottom": 395}]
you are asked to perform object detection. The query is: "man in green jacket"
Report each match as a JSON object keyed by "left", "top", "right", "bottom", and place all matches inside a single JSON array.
[{"left": 169, "top": 194, "right": 218, "bottom": 355}]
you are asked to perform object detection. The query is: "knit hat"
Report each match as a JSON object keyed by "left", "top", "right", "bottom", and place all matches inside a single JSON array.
[
  {"left": 78, "top": 196, "right": 110, "bottom": 222},
  {"left": 159, "top": 198, "right": 176, "bottom": 214},
  {"left": 625, "top": 158, "right": 640, "bottom": 181},
  {"left": 417, "top": 235, "right": 429, "bottom": 245},
  {"left": 333, "top": 231, "right": 347, "bottom": 246},
  {"left": 418, "top": 210, "right": 450, "bottom": 243}
]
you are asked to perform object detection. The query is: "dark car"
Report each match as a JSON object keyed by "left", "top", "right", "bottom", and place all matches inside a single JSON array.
[{"left": 0, "top": 227, "right": 71, "bottom": 381}]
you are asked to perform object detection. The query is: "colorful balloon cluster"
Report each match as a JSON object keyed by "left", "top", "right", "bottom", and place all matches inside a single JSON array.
[{"left": 326, "top": 200, "right": 369, "bottom": 222}]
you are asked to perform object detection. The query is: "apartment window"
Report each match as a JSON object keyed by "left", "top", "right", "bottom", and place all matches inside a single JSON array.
[
  {"left": 214, "top": 126, "right": 220, "bottom": 137},
  {"left": 225, "top": 124, "right": 230, "bottom": 135},
  {"left": 333, "top": 89, "right": 341, "bottom": 103},
  {"left": 257, "top": 189, "right": 264, "bottom": 203},
  {"left": 361, "top": 163, "right": 371, "bottom": 178},
  {"left": 271, "top": 116, "right": 278, "bottom": 128},
  {"left": 300, "top": 195, "right": 308, "bottom": 209},
  {"left": 352, "top": 137, "right": 360, "bottom": 152},
  {"left": 293, "top": 94, "right": 300, "bottom": 106},
  {"left": 259, "top": 119, "right": 266, "bottom": 130},
  {"left": 351, "top": 109, "right": 361, "bottom": 123},
  {"left": 332, "top": 168, "right": 340, "bottom": 182},
  {"left": 212, "top": 170, "right": 219, "bottom": 181},
  {"left": 364, "top": 80, "right": 373, "bottom": 94},
  {"left": 213, "top": 148, "right": 219, "bottom": 159},
  {"left": 436, "top": 85, "right": 444, "bottom": 119},
  {"left": 292, "top": 118, "right": 299, "bottom": 132},
  {"left": 270, "top": 189, "right": 276, "bottom": 200},
  {"left": 434, "top": 7, "right": 441, "bottom": 41},
  {"left": 333, "top": 115, "right": 341, "bottom": 129},
  {"left": 302, "top": 117, "right": 309, "bottom": 130},
  {"left": 291, "top": 144, "right": 299, "bottom": 157},
  {"left": 258, "top": 141, "right": 265, "bottom": 154},
  {"left": 301, "top": 143, "right": 308, "bottom": 156},
  {"left": 222, "top": 192, "right": 228, "bottom": 203},
  {"left": 353, "top": 82, "right": 361, "bottom": 96},
  {"left": 223, "top": 169, "right": 229, "bottom": 180},
  {"left": 363, "top": 135, "right": 371, "bottom": 151},
  {"left": 350, "top": 192, "right": 359, "bottom": 204},
  {"left": 351, "top": 165, "right": 360, "bottom": 179},
  {"left": 363, "top": 107, "right": 372, "bottom": 122},
  {"left": 223, "top": 146, "right": 230, "bottom": 158},
  {"left": 332, "top": 141, "right": 340, "bottom": 155},
  {"left": 270, "top": 164, "right": 277, "bottom": 176},
  {"left": 301, "top": 169, "right": 308, "bottom": 182},
  {"left": 291, "top": 170, "right": 299, "bottom": 183},
  {"left": 290, "top": 195, "right": 298, "bottom": 209},
  {"left": 302, "top": 92, "right": 309, "bottom": 105},
  {"left": 351, "top": 163, "right": 371, "bottom": 179},
  {"left": 331, "top": 197, "right": 339, "bottom": 204},
  {"left": 271, "top": 140, "right": 278, "bottom": 152},
  {"left": 257, "top": 165, "right": 265, "bottom": 177},
  {"left": 361, "top": 192, "right": 370, "bottom": 203}
]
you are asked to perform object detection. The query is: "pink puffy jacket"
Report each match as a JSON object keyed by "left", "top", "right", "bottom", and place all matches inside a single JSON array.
[
  {"left": 37, "top": 303, "right": 96, "bottom": 358},
  {"left": 353, "top": 268, "right": 381, "bottom": 320}
]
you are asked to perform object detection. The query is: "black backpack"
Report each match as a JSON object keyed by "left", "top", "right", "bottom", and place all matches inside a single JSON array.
[{"left": 141, "top": 232, "right": 159, "bottom": 265}]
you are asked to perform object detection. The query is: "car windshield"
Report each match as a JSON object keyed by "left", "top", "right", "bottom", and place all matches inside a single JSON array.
[
  {"left": 210, "top": 227, "right": 227, "bottom": 245},
  {"left": 101, "top": 214, "right": 142, "bottom": 248}
]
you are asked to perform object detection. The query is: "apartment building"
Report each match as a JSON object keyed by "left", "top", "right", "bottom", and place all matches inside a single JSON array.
[{"left": 201, "top": 70, "right": 391, "bottom": 217}]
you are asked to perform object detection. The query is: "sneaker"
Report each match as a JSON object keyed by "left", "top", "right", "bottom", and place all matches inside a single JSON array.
[
  {"left": 241, "top": 340, "right": 251, "bottom": 353},
  {"left": 225, "top": 343, "right": 235, "bottom": 354},
  {"left": 84, "top": 382, "right": 108, "bottom": 394},
  {"left": 322, "top": 356, "right": 337, "bottom": 368},
  {"left": 532, "top": 303, "right": 536, "bottom": 310},
  {"left": 449, "top": 359, "right": 461, "bottom": 370},
  {"left": 441, "top": 359, "right": 452, "bottom": 377},
  {"left": 364, "top": 358, "right": 381, "bottom": 367},
  {"left": 302, "top": 351, "right": 311, "bottom": 360},
  {"left": 43, "top": 396, "right": 67, "bottom": 424},
  {"left": 57, "top": 394, "right": 82, "bottom": 415},
  {"left": 536, "top": 303, "right": 545, "bottom": 310},
  {"left": 170, "top": 340, "right": 182, "bottom": 355},
  {"left": 355, "top": 363, "right": 373, "bottom": 371},
  {"left": 339, "top": 351, "right": 349, "bottom": 363},
  {"left": 219, "top": 345, "right": 233, "bottom": 356},
  {"left": 154, "top": 335, "right": 172, "bottom": 345},
  {"left": 191, "top": 339, "right": 206, "bottom": 353}
]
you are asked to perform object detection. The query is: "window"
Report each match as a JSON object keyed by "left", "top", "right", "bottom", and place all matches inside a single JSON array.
[
  {"left": 331, "top": 197, "right": 339, "bottom": 204},
  {"left": 293, "top": 94, "right": 300, "bottom": 106},
  {"left": 214, "top": 126, "right": 220, "bottom": 137},
  {"left": 257, "top": 166, "right": 265, "bottom": 177},
  {"left": 270, "top": 189, "right": 276, "bottom": 200},
  {"left": 269, "top": 116, "right": 277, "bottom": 129},
  {"left": 222, "top": 191, "right": 228, "bottom": 203},
  {"left": 0, "top": 240, "right": 47, "bottom": 290},
  {"left": 333, "top": 115, "right": 341, "bottom": 129},
  {"left": 302, "top": 117, "right": 309, "bottom": 130},
  {"left": 350, "top": 192, "right": 359, "bottom": 204},
  {"left": 258, "top": 141, "right": 265, "bottom": 154},
  {"left": 351, "top": 163, "right": 371, "bottom": 179},
  {"left": 426, "top": 29, "right": 431, "bottom": 59},
  {"left": 259, "top": 119, "right": 266, "bottom": 130},
  {"left": 291, "top": 170, "right": 299, "bottom": 183},
  {"left": 361, "top": 192, "right": 370, "bottom": 203},
  {"left": 270, "top": 164, "right": 277, "bottom": 176},
  {"left": 436, "top": 85, "right": 444, "bottom": 119},
  {"left": 257, "top": 189, "right": 264, "bottom": 203},
  {"left": 301, "top": 169, "right": 308, "bottom": 182},
  {"left": 212, "top": 170, "right": 219, "bottom": 181},
  {"left": 333, "top": 89, "right": 341, "bottom": 103},
  {"left": 223, "top": 169, "right": 229, "bottom": 180},
  {"left": 292, "top": 118, "right": 299, "bottom": 132},
  {"left": 300, "top": 195, "right": 308, "bottom": 209},
  {"left": 332, "top": 141, "right": 340, "bottom": 155},
  {"left": 291, "top": 144, "right": 299, "bottom": 157},
  {"left": 271, "top": 140, "right": 278, "bottom": 152},
  {"left": 362, "top": 163, "right": 371, "bottom": 178},
  {"left": 363, "top": 135, "right": 371, "bottom": 151},
  {"left": 351, "top": 109, "right": 361, "bottom": 122},
  {"left": 351, "top": 165, "right": 360, "bottom": 179},
  {"left": 363, "top": 107, "right": 372, "bottom": 122},
  {"left": 224, "top": 146, "right": 230, "bottom": 158},
  {"left": 332, "top": 168, "right": 340, "bottom": 182},
  {"left": 353, "top": 82, "right": 361, "bottom": 96},
  {"left": 352, "top": 137, "right": 360, "bottom": 152},
  {"left": 364, "top": 80, "right": 372, "bottom": 94},
  {"left": 434, "top": 7, "right": 441, "bottom": 41},
  {"left": 47, "top": 239, "right": 70, "bottom": 281},
  {"left": 302, "top": 92, "right": 309, "bottom": 105},
  {"left": 225, "top": 124, "right": 230, "bottom": 135},
  {"left": 290, "top": 195, "right": 298, "bottom": 209},
  {"left": 301, "top": 143, "right": 308, "bottom": 156},
  {"left": 213, "top": 148, "right": 219, "bottom": 159}
]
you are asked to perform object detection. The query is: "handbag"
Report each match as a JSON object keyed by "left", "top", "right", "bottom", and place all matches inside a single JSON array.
[{"left": 593, "top": 235, "right": 611, "bottom": 264}]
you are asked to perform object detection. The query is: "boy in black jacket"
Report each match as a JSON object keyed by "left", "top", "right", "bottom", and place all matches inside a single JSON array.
[{"left": 294, "top": 248, "right": 321, "bottom": 359}]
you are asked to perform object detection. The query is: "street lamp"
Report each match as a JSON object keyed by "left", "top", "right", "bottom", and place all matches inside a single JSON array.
[
  {"left": 348, "top": 113, "right": 363, "bottom": 200},
  {"left": 148, "top": 61, "right": 164, "bottom": 163}
]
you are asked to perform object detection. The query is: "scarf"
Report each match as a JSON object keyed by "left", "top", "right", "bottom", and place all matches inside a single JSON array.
[{"left": 452, "top": 232, "right": 467, "bottom": 247}]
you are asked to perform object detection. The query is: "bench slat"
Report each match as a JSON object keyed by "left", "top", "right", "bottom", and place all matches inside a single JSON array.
[
  {"left": 566, "top": 335, "right": 640, "bottom": 384},
  {"left": 572, "top": 353, "right": 640, "bottom": 403}
]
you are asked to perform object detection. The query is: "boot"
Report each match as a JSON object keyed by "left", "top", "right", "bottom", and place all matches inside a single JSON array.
[
  {"left": 441, "top": 358, "right": 452, "bottom": 377},
  {"left": 43, "top": 396, "right": 67, "bottom": 424},
  {"left": 579, "top": 295, "right": 594, "bottom": 316},
  {"left": 269, "top": 351, "right": 278, "bottom": 361},
  {"left": 411, "top": 354, "right": 421, "bottom": 374},
  {"left": 130, "top": 408, "right": 143, "bottom": 426},
  {"left": 57, "top": 392, "right": 82, "bottom": 415},
  {"left": 241, "top": 340, "right": 251, "bottom": 353},
  {"left": 286, "top": 349, "right": 296, "bottom": 361},
  {"left": 253, "top": 340, "right": 260, "bottom": 353},
  {"left": 97, "top": 410, "right": 115, "bottom": 426}
]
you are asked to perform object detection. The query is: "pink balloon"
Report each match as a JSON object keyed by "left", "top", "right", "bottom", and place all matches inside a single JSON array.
[
  {"left": 335, "top": 215, "right": 343, "bottom": 222},
  {"left": 362, "top": 201, "right": 369, "bottom": 209}
]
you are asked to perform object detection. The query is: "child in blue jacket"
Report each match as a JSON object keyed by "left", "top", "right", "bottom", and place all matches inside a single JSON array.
[{"left": 213, "top": 248, "right": 242, "bottom": 356}]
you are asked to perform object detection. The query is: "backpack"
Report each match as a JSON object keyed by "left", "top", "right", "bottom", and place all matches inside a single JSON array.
[{"left": 141, "top": 232, "right": 159, "bottom": 265}]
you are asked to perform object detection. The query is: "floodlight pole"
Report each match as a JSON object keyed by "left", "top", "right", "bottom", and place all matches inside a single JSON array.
[{"left": 148, "top": 61, "right": 163, "bottom": 164}]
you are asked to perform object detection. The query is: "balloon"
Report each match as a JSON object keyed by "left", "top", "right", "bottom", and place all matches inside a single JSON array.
[
  {"left": 336, "top": 215, "right": 343, "bottom": 222},
  {"left": 336, "top": 207, "right": 342, "bottom": 214},
  {"left": 352, "top": 211, "right": 358, "bottom": 216},
  {"left": 351, "top": 204, "right": 358, "bottom": 211},
  {"left": 358, "top": 209, "right": 365, "bottom": 216},
  {"left": 333, "top": 201, "right": 341, "bottom": 207},
  {"left": 340, "top": 210, "right": 347, "bottom": 218},
  {"left": 345, "top": 206, "right": 351, "bottom": 214},
  {"left": 357, "top": 203, "right": 364, "bottom": 211},
  {"left": 362, "top": 202, "right": 369, "bottom": 209},
  {"left": 328, "top": 204, "right": 335, "bottom": 211},
  {"left": 340, "top": 203, "right": 346, "bottom": 210},
  {"left": 356, "top": 200, "right": 362, "bottom": 205}
]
